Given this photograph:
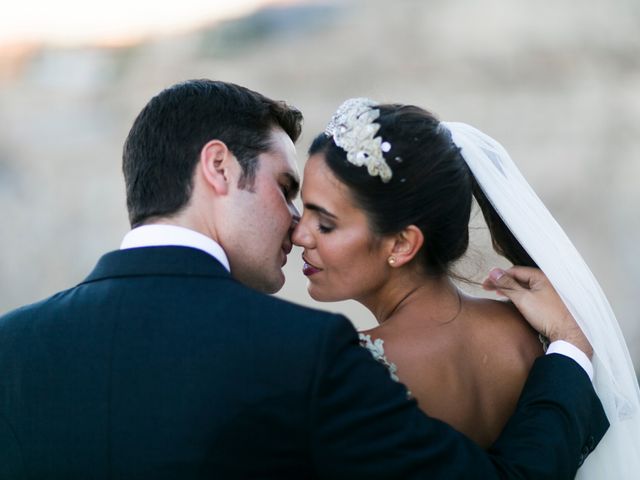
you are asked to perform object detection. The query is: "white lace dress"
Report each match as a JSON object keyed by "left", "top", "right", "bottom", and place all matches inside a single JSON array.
[{"left": 358, "top": 333, "right": 400, "bottom": 382}]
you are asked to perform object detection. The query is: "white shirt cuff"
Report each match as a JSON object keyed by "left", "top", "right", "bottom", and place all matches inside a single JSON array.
[{"left": 546, "top": 340, "right": 593, "bottom": 381}]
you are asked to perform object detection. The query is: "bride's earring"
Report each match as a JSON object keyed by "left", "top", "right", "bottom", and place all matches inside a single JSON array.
[{"left": 387, "top": 256, "right": 396, "bottom": 266}]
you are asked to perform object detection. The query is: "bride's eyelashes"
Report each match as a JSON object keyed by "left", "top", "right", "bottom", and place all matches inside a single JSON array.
[
  {"left": 301, "top": 203, "right": 337, "bottom": 233},
  {"left": 317, "top": 223, "right": 334, "bottom": 234}
]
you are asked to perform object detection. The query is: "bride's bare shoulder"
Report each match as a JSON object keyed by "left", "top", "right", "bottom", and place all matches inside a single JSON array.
[{"left": 465, "top": 296, "right": 541, "bottom": 344}]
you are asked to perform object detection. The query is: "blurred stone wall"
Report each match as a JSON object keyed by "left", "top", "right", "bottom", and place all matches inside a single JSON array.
[{"left": 1, "top": 0, "right": 638, "bottom": 370}]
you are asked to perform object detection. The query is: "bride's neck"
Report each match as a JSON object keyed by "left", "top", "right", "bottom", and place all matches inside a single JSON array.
[{"left": 362, "top": 272, "right": 461, "bottom": 325}]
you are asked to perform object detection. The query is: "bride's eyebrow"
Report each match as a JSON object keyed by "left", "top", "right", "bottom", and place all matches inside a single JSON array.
[{"left": 303, "top": 203, "right": 337, "bottom": 220}]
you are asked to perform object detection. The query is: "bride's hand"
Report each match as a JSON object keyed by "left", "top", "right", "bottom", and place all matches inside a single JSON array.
[{"left": 483, "top": 266, "right": 593, "bottom": 358}]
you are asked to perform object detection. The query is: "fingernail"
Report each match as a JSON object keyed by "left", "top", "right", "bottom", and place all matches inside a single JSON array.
[{"left": 489, "top": 268, "right": 505, "bottom": 281}]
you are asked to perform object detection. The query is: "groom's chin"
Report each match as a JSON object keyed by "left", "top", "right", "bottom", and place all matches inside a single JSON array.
[
  {"left": 260, "top": 270, "right": 286, "bottom": 295},
  {"left": 234, "top": 267, "right": 284, "bottom": 295}
]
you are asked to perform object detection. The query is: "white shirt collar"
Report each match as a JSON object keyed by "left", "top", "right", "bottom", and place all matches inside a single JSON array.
[{"left": 120, "top": 224, "right": 231, "bottom": 272}]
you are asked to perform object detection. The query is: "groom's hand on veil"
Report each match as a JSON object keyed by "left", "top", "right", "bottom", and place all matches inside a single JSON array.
[{"left": 483, "top": 266, "right": 593, "bottom": 358}]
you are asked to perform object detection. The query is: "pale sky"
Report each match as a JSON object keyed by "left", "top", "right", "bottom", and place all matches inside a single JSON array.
[{"left": 0, "top": 0, "right": 289, "bottom": 46}]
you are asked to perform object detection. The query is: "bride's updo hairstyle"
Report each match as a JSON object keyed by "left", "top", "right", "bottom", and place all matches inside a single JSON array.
[{"left": 310, "top": 103, "right": 536, "bottom": 276}]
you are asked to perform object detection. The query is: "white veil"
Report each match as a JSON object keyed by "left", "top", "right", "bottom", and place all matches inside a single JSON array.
[{"left": 442, "top": 121, "right": 640, "bottom": 479}]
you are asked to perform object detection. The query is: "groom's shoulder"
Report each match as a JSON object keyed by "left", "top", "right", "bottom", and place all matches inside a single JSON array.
[
  {"left": 0, "top": 289, "right": 84, "bottom": 351},
  {"left": 0, "top": 288, "right": 74, "bottom": 326},
  {"left": 224, "top": 282, "right": 357, "bottom": 339},
  {"left": 240, "top": 283, "right": 348, "bottom": 325}
]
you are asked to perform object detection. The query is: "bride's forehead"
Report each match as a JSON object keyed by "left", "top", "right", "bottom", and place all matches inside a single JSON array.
[
  {"left": 303, "top": 177, "right": 360, "bottom": 218},
  {"left": 303, "top": 156, "right": 345, "bottom": 191}
]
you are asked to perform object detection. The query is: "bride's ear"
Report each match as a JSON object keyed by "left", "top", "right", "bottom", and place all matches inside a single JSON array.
[
  {"left": 199, "top": 140, "right": 238, "bottom": 196},
  {"left": 387, "top": 225, "right": 424, "bottom": 268}
]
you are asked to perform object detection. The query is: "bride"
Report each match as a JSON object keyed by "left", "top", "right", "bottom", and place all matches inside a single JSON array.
[{"left": 292, "top": 98, "right": 640, "bottom": 476}]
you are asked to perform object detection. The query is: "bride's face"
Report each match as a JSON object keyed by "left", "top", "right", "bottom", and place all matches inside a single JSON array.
[{"left": 292, "top": 153, "right": 391, "bottom": 303}]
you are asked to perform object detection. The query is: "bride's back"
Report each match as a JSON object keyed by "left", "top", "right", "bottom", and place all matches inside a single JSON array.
[
  {"left": 365, "top": 294, "right": 543, "bottom": 448},
  {"left": 297, "top": 101, "right": 545, "bottom": 447}
]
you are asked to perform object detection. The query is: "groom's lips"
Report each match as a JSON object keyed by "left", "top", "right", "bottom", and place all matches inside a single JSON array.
[{"left": 302, "top": 257, "right": 321, "bottom": 276}]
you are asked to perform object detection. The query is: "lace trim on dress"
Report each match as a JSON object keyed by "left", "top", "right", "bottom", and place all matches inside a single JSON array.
[{"left": 358, "top": 333, "right": 400, "bottom": 382}]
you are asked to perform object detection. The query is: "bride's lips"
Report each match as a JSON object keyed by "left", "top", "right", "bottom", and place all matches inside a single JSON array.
[{"left": 302, "top": 256, "right": 322, "bottom": 276}]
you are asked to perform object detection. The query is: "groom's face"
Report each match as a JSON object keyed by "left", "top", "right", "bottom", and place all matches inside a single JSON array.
[{"left": 222, "top": 128, "right": 301, "bottom": 293}]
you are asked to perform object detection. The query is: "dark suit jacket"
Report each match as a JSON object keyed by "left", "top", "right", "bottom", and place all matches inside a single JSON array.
[{"left": 0, "top": 246, "right": 608, "bottom": 479}]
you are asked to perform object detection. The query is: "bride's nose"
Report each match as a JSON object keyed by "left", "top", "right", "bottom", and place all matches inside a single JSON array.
[{"left": 291, "top": 217, "right": 313, "bottom": 248}]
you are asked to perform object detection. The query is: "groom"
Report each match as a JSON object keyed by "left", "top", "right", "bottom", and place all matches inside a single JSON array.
[{"left": 0, "top": 79, "right": 607, "bottom": 479}]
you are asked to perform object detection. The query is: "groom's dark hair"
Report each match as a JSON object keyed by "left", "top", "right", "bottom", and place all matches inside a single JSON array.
[{"left": 123, "top": 79, "right": 303, "bottom": 227}]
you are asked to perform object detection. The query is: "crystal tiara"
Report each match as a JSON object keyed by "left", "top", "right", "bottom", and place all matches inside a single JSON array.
[{"left": 324, "top": 97, "right": 393, "bottom": 182}]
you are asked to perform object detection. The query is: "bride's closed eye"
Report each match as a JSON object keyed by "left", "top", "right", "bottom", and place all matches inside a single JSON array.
[
  {"left": 317, "top": 223, "right": 334, "bottom": 234},
  {"left": 303, "top": 203, "right": 338, "bottom": 234}
]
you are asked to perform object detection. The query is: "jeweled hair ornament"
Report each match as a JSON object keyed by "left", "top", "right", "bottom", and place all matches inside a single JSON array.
[{"left": 325, "top": 98, "right": 393, "bottom": 182}]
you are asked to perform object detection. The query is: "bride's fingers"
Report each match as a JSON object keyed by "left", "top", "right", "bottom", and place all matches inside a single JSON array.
[
  {"left": 481, "top": 277, "right": 506, "bottom": 296},
  {"left": 484, "top": 267, "right": 590, "bottom": 354},
  {"left": 491, "top": 268, "right": 526, "bottom": 298},
  {"left": 483, "top": 268, "right": 526, "bottom": 293},
  {"left": 502, "top": 266, "right": 543, "bottom": 289},
  {"left": 482, "top": 269, "right": 502, "bottom": 293}
]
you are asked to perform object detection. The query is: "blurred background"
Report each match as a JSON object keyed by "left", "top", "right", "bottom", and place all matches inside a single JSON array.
[{"left": 1, "top": 0, "right": 638, "bottom": 373}]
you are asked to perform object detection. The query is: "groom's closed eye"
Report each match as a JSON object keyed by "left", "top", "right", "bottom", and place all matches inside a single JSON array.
[{"left": 280, "top": 173, "right": 300, "bottom": 200}]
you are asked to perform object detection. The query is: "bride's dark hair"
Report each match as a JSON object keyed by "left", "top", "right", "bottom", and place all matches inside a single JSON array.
[{"left": 309, "top": 103, "right": 536, "bottom": 276}]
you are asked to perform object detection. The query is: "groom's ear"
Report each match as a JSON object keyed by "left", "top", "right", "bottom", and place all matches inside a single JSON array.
[
  {"left": 199, "top": 140, "right": 238, "bottom": 196},
  {"left": 388, "top": 225, "right": 424, "bottom": 267}
]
